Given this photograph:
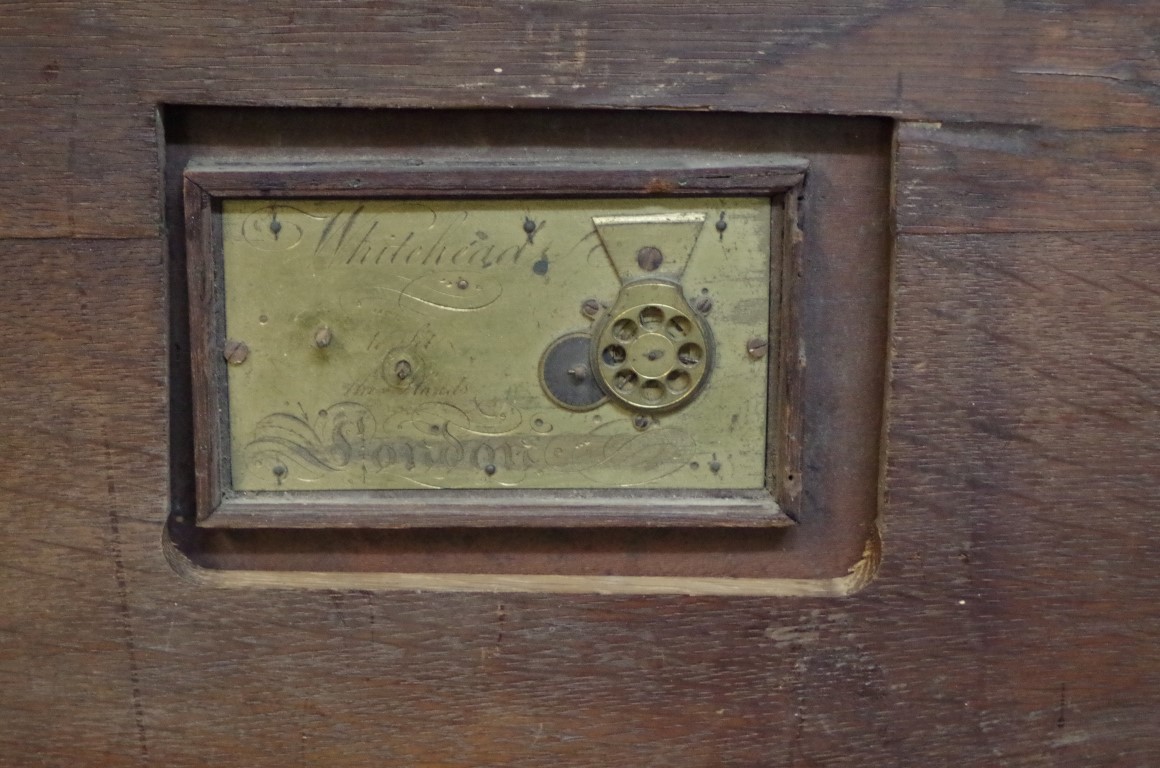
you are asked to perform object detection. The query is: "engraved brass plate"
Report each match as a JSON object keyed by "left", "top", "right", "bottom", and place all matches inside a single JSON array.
[{"left": 221, "top": 198, "right": 773, "bottom": 492}]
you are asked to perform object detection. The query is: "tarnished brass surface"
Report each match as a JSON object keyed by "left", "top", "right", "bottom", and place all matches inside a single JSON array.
[{"left": 222, "top": 198, "right": 773, "bottom": 491}]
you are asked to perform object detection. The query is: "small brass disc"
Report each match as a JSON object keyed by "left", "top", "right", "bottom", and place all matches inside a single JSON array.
[{"left": 591, "top": 280, "right": 712, "bottom": 412}]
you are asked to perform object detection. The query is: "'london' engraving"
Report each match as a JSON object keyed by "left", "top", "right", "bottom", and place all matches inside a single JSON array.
[{"left": 246, "top": 402, "right": 695, "bottom": 488}]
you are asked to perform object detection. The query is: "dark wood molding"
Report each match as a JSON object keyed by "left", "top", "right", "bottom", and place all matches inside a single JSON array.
[{"left": 184, "top": 157, "right": 808, "bottom": 529}]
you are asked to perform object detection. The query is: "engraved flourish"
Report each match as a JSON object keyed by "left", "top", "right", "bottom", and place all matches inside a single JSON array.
[
  {"left": 240, "top": 205, "right": 319, "bottom": 251},
  {"left": 245, "top": 401, "right": 694, "bottom": 488},
  {"left": 398, "top": 271, "right": 503, "bottom": 312}
]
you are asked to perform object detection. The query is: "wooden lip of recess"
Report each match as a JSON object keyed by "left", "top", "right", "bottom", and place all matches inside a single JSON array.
[
  {"left": 184, "top": 157, "right": 809, "bottom": 198},
  {"left": 199, "top": 490, "right": 791, "bottom": 530},
  {"left": 164, "top": 525, "right": 882, "bottom": 597},
  {"left": 183, "top": 157, "right": 808, "bottom": 529}
]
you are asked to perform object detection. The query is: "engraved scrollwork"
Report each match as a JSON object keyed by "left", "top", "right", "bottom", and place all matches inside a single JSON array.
[
  {"left": 398, "top": 271, "right": 503, "bottom": 313},
  {"left": 245, "top": 401, "right": 695, "bottom": 488},
  {"left": 240, "top": 204, "right": 317, "bottom": 252}
]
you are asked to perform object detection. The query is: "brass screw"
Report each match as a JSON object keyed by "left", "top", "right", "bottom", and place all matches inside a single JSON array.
[
  {"left": 223, "top": 339, "right": 249, "bottom": 365},
  {"left": 746, "top": 338, "right": 768, "bottom": 359},
  {"left": 313, "top": 326, "right": 333, "bottom": 348}
]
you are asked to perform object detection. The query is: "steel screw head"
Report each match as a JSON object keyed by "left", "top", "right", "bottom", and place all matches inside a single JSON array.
[
  {"left": 633, "top": 414, "right": 651, "bottom": 430},
  {"left": 223, "top": 339, "right": 249, "bottom": 365},
  {"left": 395, "top": 359, "right": 413, "bottom": 380},
  {"left": 693, "top": 295, "right": 713, "bottom": 314},
  {"left": 746, "top": 337, "right": 768, "bottom": 359},
  {"left": 581, "top": 298, "right": 602, "bottom": 319},
  {"left": 313, "top": 326, "right": 333, "bottom": 348}
]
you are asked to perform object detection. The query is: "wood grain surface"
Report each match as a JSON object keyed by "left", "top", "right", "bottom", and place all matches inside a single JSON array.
[{"left": 1, "top": 1, "right": 1158, "bottom": 765}]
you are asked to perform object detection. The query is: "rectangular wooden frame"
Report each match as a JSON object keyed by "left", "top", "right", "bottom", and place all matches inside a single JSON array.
[{"left": 184, "top": 156, "right": 809, "bottom": 528}]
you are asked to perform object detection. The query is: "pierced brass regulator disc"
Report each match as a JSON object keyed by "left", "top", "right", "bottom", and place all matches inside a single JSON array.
[{"left": 591, "top": 280, "right": 712, "bottom": 412}]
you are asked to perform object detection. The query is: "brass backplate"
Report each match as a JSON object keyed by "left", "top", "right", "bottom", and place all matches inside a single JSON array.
[{"left": 221, "top": 197, "right": 774, "bottom": 492}]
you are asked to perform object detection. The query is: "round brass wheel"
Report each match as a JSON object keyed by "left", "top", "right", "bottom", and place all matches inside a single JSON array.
[{"left": 591, "top": 280, "right": 712, "bottom": 412}]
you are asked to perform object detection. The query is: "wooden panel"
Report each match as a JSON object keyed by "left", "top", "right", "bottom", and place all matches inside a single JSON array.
[
  {"left": 897, "top": 123, "right": 1160, "bottom": 234},
  {"left": 891, "top": 232, "right": 1160, "bottom": 528},
  {"left": 0, "top": 237, "right": 165, "bottom": 763},
  {"left": 886, "top": 229, "right": 1160, "bottom": 764},
  {"left": 3, "top": 2, "right": 1157, "bottom": 128},
  {"left": 0, "top": 1, "right": 1157, "bottom": 765},
  {"left": 0, "top": 96, "right": 158, "bottom": 239},
  {"left": 0, "top": 147, "right": 1152, "bottom": 766},
  {"left": 2, "top": 2, "right": 1159, "bottom": 237}
]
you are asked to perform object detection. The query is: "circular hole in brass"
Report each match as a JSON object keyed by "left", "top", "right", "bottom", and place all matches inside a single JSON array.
[
  {"left": 666, "top": 370, "right": 691, "bottom": 393},
  {"left": 678, "top": 342, "right": 703, "bottom": 367},
  {"left": 613, "top": 370, "right": 639, "bottom": 392},
  {"left": 612, "top": 318, "right": 637, "bottom": 341},
  {"left": 639, "top": 305, "right": 664, "bottom": 330},
  {"left": 641, "top": 379, "right": 665, "bottom": 402},
  {"left": 602, "top": 344, "right": 627, "bottom": 366},
  {"left": 667, "top": 315, "right": 692, "bottom": 338}
]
